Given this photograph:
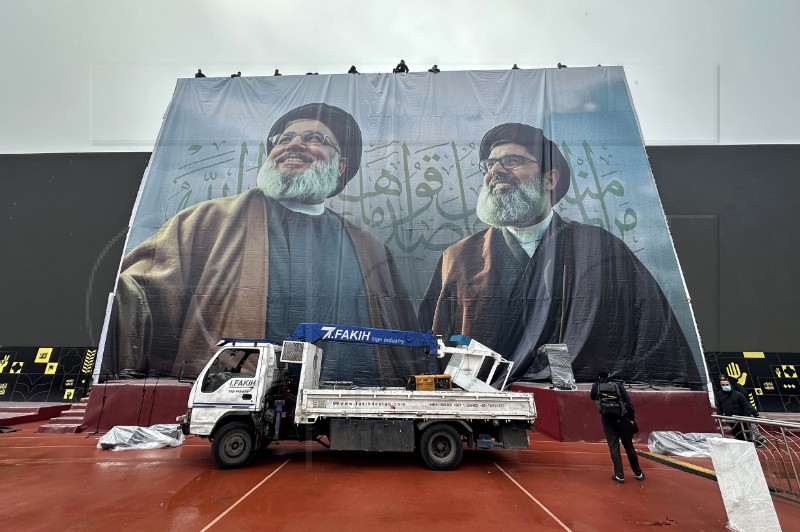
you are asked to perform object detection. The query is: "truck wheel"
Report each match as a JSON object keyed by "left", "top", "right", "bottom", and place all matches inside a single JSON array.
[
  {"left": 420, "top": 423, "right": 463, "bottom": 471},
  {"left": 212, "top": 421, "right": 256, "bottom": 469}
]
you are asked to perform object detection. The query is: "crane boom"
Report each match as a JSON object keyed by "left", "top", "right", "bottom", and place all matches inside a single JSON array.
[{"left": 288, "top": 323, "right": 440, "bottom": 356}]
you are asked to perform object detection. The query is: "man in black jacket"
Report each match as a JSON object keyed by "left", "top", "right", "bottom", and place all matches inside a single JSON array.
[
  {"left": 717, "top": 375, "right": 758, "bottom": 441},
  {"left": 393, "top": 59, "right": 409, "bottom": 73},
  {"left": 590, "top": 369, "right": 644, "bottom": 483}
]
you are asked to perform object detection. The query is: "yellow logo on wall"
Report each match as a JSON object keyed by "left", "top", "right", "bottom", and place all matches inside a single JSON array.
[
  {"left": 45, "top": 362, "right": 58, "bottom": 375},
  {"left": 63, "top": 389, "right": 74, "bottom": 400},
  {"left": 10, "top": 362, "right": 23, "bottom": 374},
  {"left": 726, "top": 362, "right": 748, "bottom": 386},
  {"left": 36, "top": 348, "right": 53, "bottom": 363},
  {"left": 82, "top": 349, "right": 97, "bottom": 374}
]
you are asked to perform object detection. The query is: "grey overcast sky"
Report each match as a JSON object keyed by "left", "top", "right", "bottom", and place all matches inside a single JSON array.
[{"left": 2, "top": 0, "right": 799, "bottom": 153}]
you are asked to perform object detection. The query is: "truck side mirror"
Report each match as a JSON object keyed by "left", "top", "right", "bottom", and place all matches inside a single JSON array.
[{"left": 178, "top": 360, "right": 188, "bottom": 383}]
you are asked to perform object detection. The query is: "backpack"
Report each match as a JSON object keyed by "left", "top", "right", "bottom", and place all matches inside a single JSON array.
[{"left": 597, "top": 381, "right": 626, "bottom": 417}]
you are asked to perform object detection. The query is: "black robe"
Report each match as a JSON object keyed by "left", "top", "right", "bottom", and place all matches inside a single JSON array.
[{"left": 265, "top": 201, "right": 377, "bottom": 385}]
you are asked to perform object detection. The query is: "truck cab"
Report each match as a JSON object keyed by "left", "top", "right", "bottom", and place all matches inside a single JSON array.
[{"left": 179, "top": 339, "right": 290, "bottom": 467}]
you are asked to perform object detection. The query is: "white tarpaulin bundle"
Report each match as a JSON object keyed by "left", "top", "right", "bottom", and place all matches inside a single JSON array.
[
  {"left": 97, "top": 424, "right": 184, "bottom": 451},
  {"left": 648, "top": 431, "right": 721, "bottom": 457}
]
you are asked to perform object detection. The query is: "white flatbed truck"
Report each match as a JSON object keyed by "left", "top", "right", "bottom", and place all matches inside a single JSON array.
[{"left": 178, "top": 323, "right": 537, "bottom": 470}]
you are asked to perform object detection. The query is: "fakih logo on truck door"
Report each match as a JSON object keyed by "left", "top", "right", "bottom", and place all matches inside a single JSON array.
[{"left": 228, "top": 378, "right": 255, "bottom": 389}]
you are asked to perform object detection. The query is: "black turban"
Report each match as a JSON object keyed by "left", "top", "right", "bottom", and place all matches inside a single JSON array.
[
  {"left": 479, "top": 123, "right": 571, "bottom": 205},
  {"left": 266, "top": 103, "right": 363, "bottom": 197}
]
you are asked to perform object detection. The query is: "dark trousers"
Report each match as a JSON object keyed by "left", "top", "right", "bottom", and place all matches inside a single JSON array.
[
  {"left": 729, "top": 422, "right": 747, "bottom": 441},
  {"left": 601, "top": 414, "right": 641, "bottom": 477}
]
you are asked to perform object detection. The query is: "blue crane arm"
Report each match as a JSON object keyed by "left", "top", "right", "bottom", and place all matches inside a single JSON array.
[{"left": 288, "top": 323, "right": 439, "bottom": 356}]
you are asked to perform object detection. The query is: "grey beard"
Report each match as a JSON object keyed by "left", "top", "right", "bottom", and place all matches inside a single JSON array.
[
  {"left": 476, "top": 174, "right": 548, "bottom": 228},
  {"left": 256, "top": 154, "right": 340, "bottom": 202}
]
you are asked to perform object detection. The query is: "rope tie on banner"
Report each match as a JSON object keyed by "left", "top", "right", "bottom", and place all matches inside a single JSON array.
[{"left": 559, "top": 263, "right": 567, "bottom": 344}]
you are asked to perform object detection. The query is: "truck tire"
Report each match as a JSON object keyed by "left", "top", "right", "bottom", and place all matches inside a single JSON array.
[
  {"left": 212, "top": 421, "right": 256, "bottom": 469},
  {"left": 419, "top": 423, "right": 463, "bottom": 471}
]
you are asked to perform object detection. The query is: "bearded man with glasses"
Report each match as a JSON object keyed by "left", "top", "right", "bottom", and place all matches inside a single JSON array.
[
  {"left": 420, "top": 123, "right": 700, "bottom": 388},
  {"left": 107, "top": 103, "right": 424, "bottom": 385}
]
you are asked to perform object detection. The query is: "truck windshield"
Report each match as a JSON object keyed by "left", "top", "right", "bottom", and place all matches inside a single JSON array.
[{"left": 200, "top": 348, "right": 259, "bottom": 393}]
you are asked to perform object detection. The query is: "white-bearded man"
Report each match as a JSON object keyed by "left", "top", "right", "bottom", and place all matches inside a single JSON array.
[
  {"left": 106, "top": 103, "right": 424, "bottom": 385},
  {"left": 420, "top": 123, "right": 701, "bottom": 388}
]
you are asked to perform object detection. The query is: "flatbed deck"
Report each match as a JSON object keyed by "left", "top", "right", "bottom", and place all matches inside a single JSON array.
[{"left": 298, "top": 387, "right": 536, "bottom": 422}]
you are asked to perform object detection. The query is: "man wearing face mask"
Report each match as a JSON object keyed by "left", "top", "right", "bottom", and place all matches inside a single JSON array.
[
  {"left": 106, "top": 103, "right": 423, "bottom": 385},
  {"left": 420, "top": 123, "right": 701, "bottom": 388},
  {"left": 716, "top": 375, "right": 758, "bottom": 441}
]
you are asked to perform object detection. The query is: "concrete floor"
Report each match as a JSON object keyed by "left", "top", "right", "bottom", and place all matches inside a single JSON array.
[{"left": 3, "top": 422, "right": 799, "bottom": 531}]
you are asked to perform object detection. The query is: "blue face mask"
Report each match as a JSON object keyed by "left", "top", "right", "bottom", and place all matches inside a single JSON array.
[{"left": 722, "top": 385, "right": 732, "bottom": 392}]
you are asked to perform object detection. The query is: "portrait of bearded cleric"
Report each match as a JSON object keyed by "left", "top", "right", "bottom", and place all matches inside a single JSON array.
[
  {"left": 421, "top": 123, "right": 701, "bottom": 389},
  {"left": 103, "top": 103, "right": 425, "bottom": 386}
]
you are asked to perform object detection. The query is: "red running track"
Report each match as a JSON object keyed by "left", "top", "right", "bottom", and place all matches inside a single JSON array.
[{"left": 3, "top": 422, "right": 799, "bottom": 531}]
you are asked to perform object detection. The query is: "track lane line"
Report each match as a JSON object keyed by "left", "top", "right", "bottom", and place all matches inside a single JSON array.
[
  {"left": 201, "top": 458, "right": 291, "bottom": 531},
  {"left": 494, "top": 462, "right": 573, "bottom": 532}
]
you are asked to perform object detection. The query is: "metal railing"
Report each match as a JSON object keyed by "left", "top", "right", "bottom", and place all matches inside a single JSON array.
[{"left": 713, "top": 414, "right": 800, "bottom": 502}]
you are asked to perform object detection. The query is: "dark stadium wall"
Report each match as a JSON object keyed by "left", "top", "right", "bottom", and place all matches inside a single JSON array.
[
  {"left": 1, "top": 146, "right": 798, "bottom": 353},
  {"left": 649, "top": 145, "right": 800, "bottom": 352},
  {"left": 0, "top": 153, "right": 149, "bottom": 346}
]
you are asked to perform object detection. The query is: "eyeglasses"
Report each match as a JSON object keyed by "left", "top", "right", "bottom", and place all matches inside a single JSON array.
[
  {"left": 478, "top": 154, "right": 537, "bottom": 174},
  {"left": 268, "top": 130, "right": 340, "bottom": 154}
]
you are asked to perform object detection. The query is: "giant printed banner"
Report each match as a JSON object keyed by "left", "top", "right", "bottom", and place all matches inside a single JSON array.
[{"left": 101, "top": 67, "right": 706, "bottom": 389}]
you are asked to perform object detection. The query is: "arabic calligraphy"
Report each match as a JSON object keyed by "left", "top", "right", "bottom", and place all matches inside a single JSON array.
[
  {"left": 559, "top": 140, "right": 639, "bottom": 251},
  {"left": 161, "top": 138, "right": 639, "bottom": 253}
]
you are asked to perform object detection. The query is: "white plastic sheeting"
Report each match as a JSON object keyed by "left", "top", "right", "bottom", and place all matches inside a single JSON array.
[
  {"left": 647, "top": 431, "right": 721, "bottom": 458},
  {"left": 537, "top": 344, "right": 576, "bottom": 390},
  {"left": 708, "top": 437, "right": 781, "bottom": 532},
  {"left": 97, "top": 424, "right": 184, "bottom": 451}
]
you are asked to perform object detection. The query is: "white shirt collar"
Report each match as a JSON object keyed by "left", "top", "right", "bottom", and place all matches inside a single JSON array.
[
  {"left": 506, "top": 210, "right": 554, "bottom": 257},
  {"left": 277, "top": 199, "right": 326, "bottom": 216}
]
